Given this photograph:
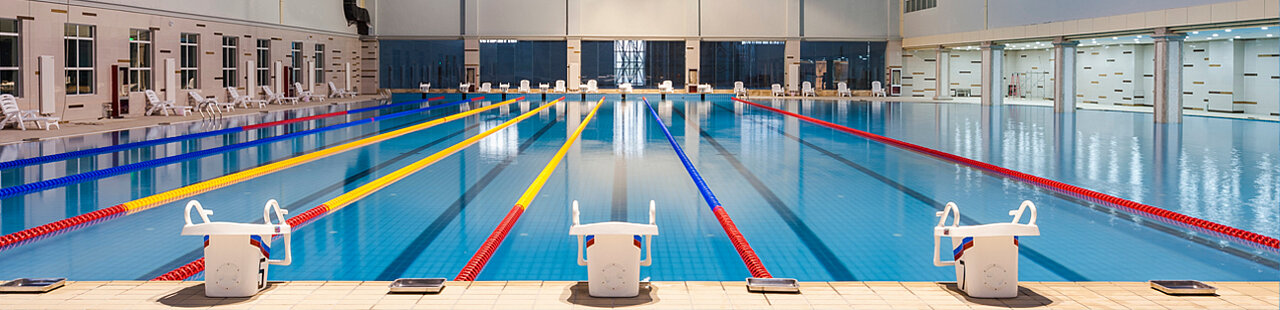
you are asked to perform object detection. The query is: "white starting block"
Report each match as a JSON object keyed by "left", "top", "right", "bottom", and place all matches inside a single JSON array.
[
  {"left": 182, "top": 199, "right": 293, "bottom": 297},
  {"left": 933, "top": 200, "right": 1039, "bottom": 298},
  {"left": 569, "top": 200, "right": 658, "bottom": 298}
]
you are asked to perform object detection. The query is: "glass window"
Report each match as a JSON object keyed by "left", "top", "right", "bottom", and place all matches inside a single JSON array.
[
  {"left": 0, "top": 18, "right": 19, "bottom": 96},
  {"left": 128, "top": 29, "right": 151, "bottom": 91},
  {"left": 378, "top": 40, "right": 463, "bottom": 89},
  {"left": 290, "top": 41, "right": 302, "bottom": 86},
  {"left": 314, "top": 44, "right": 325, "bottom": 84},
  {"left": 256, "top": 39, "right": 269, "bottom": 86},
  {"left": 581, "top": 40, "right": 684, "bottom": 88},
  {"left": 699, "top": 41, "right": 785, "bottom": 89},
  {"left": 179, "top": 33, "right": 198, "bottom": 89},
  {"left": 221, "top": 36, "right": 238, "bottom": 87},
  {"left": 479, "top": 40, "right": 566, "bottom": 85},
  {"left": 64, "top": 24, "right": 94, "bottom": 95},
  {"left": 800, "top": 41, "right": 886, "bottom": 90}
]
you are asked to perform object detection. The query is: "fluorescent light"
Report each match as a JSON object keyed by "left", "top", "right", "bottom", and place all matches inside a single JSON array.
[
  {"left": 1112, "top": 37, "right": 1118, "bottom": 39},
  {"left": 1234, "top": 36, "right": 1241, "bottom": 39},
  {"left": 1262, "top": 27, "right": 1269, "bottom": 30},
  {"left": 1268, "top": 34, "right": 1274, "bottom": 37},
  {"left": 1224, "top": 29, "right": 1232, "bottom": 32},
  {"left": 1212, "top": 33, "right": 1219, "bottom": 37},
  {"left": 1191, "top": 31, "right": 1199, "bottom": 34}
]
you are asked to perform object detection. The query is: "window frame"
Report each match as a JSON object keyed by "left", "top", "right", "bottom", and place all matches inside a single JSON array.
[
  {"left": 290, "top": 41, "right": 302, "bottom": 86},
  {"left": 0, "top": 18, "right": 21, "bottom": 97},
  {"left": 64, "top": 23, "right": 95, "bottom": 95},
  {"left": 179, "top": 33, "right": 199, "bottom": 89},
  {"left": 221, "top": 36, "right": 238, "bottom": 88},
  {"left": 314, "top": 43, "right": 325, "bottom": 84},
  {"left": 128, "top": 28, "right": 152, "bottom": 92},
  {"left": 256, "top": 39, "right": 269, "bottom": 87}
]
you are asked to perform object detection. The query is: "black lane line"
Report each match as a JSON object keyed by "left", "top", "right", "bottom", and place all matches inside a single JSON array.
[
  {"left": 375, "top": 118, "right": 560, "bottom": 280},
  {"left": 670, "top": 107, "right": 857, "bottom": 281},
  {"left": 611, "top": 157, "right": 628, "bottom": 221},
  {"left": 723, "top": 103, "right": 1279, "bottom": 270},
  {"left": 139, "top": 119, "right": 491, "bottom": 280}
]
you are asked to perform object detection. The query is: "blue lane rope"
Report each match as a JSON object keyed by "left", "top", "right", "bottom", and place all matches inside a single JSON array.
[
  {"left": 0, "top": 98, "right": 477, "bottom": 199},
  {"left": 0, "top": 97, "right": 444, "bottom": 170},
  {"left": 641, "top": 98, "right": 722, "bottom": 211}
]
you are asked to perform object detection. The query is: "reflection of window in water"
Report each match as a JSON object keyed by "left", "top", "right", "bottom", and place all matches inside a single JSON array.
[
  {"left": 614, "top": 101, "right": 645, "bottom": 157},
  {"left": 740, "top": 114, "right": 782, "bottom": 159},
  {"left": 479, "top": 118, "right": 518, "bottom": 160}
]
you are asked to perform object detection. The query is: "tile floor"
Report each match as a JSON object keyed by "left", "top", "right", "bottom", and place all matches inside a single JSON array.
[{"left": 0, "top": 281, "right": 1275, "bottom": 309}]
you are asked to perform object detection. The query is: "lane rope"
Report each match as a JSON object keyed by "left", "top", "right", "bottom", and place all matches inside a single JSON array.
[
  {"left": 0, "top": 96, "right": 446, "bottom": 170},
  {"left": 0, "top": 97, "right": 521, "bottom": 252},
  {"left": 642, "top": 98, "right": 772, "bottom": 279},
  {"left": 732, "top": 97, "right": 1278, "bottom": 250},
  {"left": 153, "top": 97, "right": 565, "bottom": 281},
  {"left": 0, "top": 98, "right": 475, "bottom": 199},
  {"left": 454, "top": 97, "right": 605, "bottom": 281}
]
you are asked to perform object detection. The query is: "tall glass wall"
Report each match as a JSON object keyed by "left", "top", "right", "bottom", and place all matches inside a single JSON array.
[
  {"left": 800, "top": 41, "right": 886, "bottom": 90},
  {"left": 379, "top": 40, "right": 463, "bottom": 89},
  {"left": 700, "top": 41, "right": 785, "bottom": 89},
  {"left": 581, "top": 40, "right": 684, "bottom": 88},
  {"left": 480, "top": 40, "right": 566, "bottom": 85}
]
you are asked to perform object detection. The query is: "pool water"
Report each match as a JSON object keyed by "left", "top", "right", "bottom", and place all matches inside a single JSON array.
[{"left": 0, "top": 94, "right": 1275, "bottom": 281}]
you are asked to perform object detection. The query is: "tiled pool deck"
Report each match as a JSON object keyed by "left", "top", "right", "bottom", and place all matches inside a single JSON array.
[{"left": 0, "top": 281, "right": 1275, "bottom": 309}]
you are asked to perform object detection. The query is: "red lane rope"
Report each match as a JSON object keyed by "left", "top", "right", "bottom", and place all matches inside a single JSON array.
[
  {"left": 454, "top": 206, "right": 525, "bottom": 281},
  {"left": 0, "top": 205, "right": 127, "bottom": 250},
  {"left": 713, "top": 206, "right": 772, "bottom": 278},
  {"left": 733, "top": 97, "right": 1279, "bottom": 250}
]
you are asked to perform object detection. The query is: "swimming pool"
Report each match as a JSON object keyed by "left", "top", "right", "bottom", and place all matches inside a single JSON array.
[{"left": 0, "top": 94, "right": 1275, "bottom": 282}]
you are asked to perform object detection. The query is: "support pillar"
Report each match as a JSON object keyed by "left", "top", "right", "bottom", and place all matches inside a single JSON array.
[
  {"left": 980, "top": 42, "right": 1005, "bottom": 106},
  {"left": 1152, "top": 32, "right": 1185, "bottom": 123},
  {"left": 1052, "top": 39, "right": 1078, "bottom": 113},
  {"left": 933, "top": 47, "right": 951, "bottom": 100}
]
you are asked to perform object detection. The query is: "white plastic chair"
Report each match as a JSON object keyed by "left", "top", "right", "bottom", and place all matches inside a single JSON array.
[
  {"left": 698, "top": 84, "right": 713, "bottom": 93},
  {"left": 801, "top": 81, "right": 816, "bottom": 97},
  {"left": 479, "top": 82, "right": 492, "bottom": 93},
  {"left": 585, "top": 80, "right": 599, "bottom": 93},
  {"left": 1, "top": 95, "right": 59, "bottom": 130},
  {"left": 295, "top": 82, "right": 324, "bottom": 102},
  {"left": 838, "top": 82, "right": 853, "bottom": 97},
  {"left": 459, "top": 83, "right": 472, "bottom": 93},
  {"left": 554, "top": 80, "right": 566, "bottom": 93},
  {"left": 328, "top": 82, "right": 355, "bottom": 98},
  {"left": 144, "top": 90, "right": 192, "bottom": 116},
  {"left": 771, "top": 84, "right": 784, "bottom": 96},
  {"left": 228, "top": 87, "right": 267, "bottom": 108},
  {"left": 658, "top": 80, "right": 674, "bottom": 93},
  {"left": 262, "top": 86, "right": 298, "bottom": 105},
  {"left": 188, "top": 91, "right": 224, "bottom": 118},
  {"left": 871, "top": 81, "right": 887, "bottom": 97},
  {"left": 619, "top": 82, "right": 633, "bottom": 93},
  {"left": 419, "top": 83, "right": 431, "bottom": 93},
  {"left": 538, "top": 83, "right": 550, "bottom": 93},
  {"left": 518, "top": 80, "right": 531, "bottom": 93},
  {"left": 733, "top": 81, "right": 747, "bottom": 96},
  {"left": 498, "top": 83, "right": 511, "bottom": 92}
]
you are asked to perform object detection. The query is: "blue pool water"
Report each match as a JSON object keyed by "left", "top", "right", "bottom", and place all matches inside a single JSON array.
[{"left": 0, "top": 94, "right": 1275, "bottom": 282}]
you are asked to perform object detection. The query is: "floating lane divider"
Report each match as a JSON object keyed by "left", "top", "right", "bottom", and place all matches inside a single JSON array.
[
  {"left": 455, "top": 97, "right": 604, "bottom": 281},
  {"left": 0, "top": 96, "right": 519, "bottom": 252},
  {"left": 732, "top": 97, "right": 1279, "bottom": 250},
  {"left": 153, "top": 97, "right": 565, "bottom": 281},
  {"left": 0, "top": 97, "right": 472, "bottom": 200},
  {"left": 0, "top": 96, "right": 446, "bottom": 170},
  {"left": 641, "top": 98, "right": 773, "bottom": 279}
]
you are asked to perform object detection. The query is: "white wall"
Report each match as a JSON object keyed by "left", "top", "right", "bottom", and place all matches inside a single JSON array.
[
  {"left": 1075, "top": 44, "right": 1155, "bottom": 107},
  {"left": 1239, "top": 39, "right": 1279, "bottom": 115},
  {"left": 370, "top": 0, "right": 894, "bottom": 40},
  {"left": 1004, "top": 49, "right": 1055, "bottom": 100},
  {"left": 371, "top": 0, "right": 459, "bottom": 36},
  {"left": 904, "top": 0, "right": 1241, "bottom": 38},
  {"left": 64, "top": 0, "right": 359, "bottom": 34}
]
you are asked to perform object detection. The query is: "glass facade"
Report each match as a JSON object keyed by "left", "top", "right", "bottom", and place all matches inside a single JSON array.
[
  {"left": 379, "top": 40, "right": 463, "bottom": 89},
  {"left": 581, "top": 40, "right": 684, "bottom": 88},
  {"left": 800, "top": 41, "right": 886, "bottom": 90},
  {"left": 290, "top": 41, "right": 302, "bottom": 86},
  {"left": 221, "top": 36, "right": 237, "bottom": 88},
  {"left": 256, "top": 39, "right": 269, "bottom": 86},
  {"left": 314, "top": 44, "right": 325, "bottom": 84},
  {"left": 480, "top": 40, "right": 566, "bottom": 85},
  {"left": 700, "top": 41, "right": 784, "bottom": 89}
]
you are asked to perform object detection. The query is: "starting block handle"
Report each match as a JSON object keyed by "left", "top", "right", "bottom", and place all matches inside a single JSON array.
[
  {"left": 1009, "top": 200, "right": 1037, "bottom": 226},
  {"left": 184, "top": 200, "right": 213, "bottom": 226}
]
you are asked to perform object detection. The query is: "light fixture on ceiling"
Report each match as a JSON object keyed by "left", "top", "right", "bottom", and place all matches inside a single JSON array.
[
  {"left": 1262, "top": 27, "right": 1269, "bottom": 30},
  {"left": 1192, "top": 31, "right": 1200, "bottom": 34},
  {"left": 1225, "top": 29, "right": 1232, "bottom": 32},
  {"left": 1212, "top": 33, "right": 1219, "bottom": 37}
]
